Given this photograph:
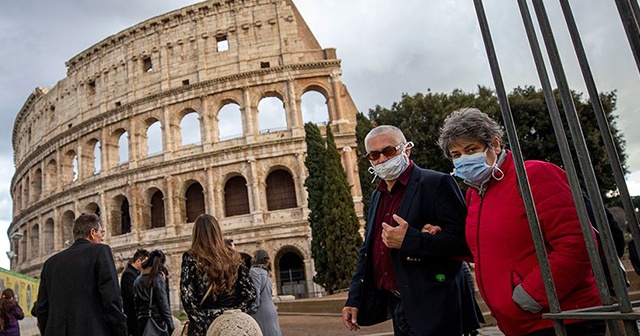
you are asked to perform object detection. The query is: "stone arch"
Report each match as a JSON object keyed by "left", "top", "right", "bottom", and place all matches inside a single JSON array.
[
  {"left": 44, "top": 218, "right": 54, "bottom": 254},
  {"left": 184, "top": 180, "right": 205, "bottom": 223},
  {"left": 45, "top": 159, "right": 57, "bottom": 194},
  {"left": 112, "top": 128, "right": 129, "bottom": 165},
  {"left": 110, "top": 195, "right": 131, "bottom": 236},
  {"left": 23, "top": 175, "right": 30, "bottom": 207},
  {"left": 84, "top": 138, "right": 101, "bottom": 176},
  {"left": 84, "top": 202, "right": 101, "bottom": 218},
  {"left": 146, "top": 188, "right": 166, "bottom": 229},
  {"left": 265, "top": 169, "right": 297, "bottom": 210},
  {"left": 179, "top": 109, "right": 202, "bottom": 146},
  {"left": 217, "top": 102, "right": 243, "bottom": 141},
  {"left": 143, "top": 118, "right": 163, "bottom": 157},
  {"left": 32, "top": 168, "right": 43, "bottom": 201},
  {"left": 274, "top": 245, "right": 307, "bottom": 298},
  {"left": 301, "top": 89, "right": 330, "bottom": 125},
  {"left": 30, "top": 223, "right": 40, "bottom": 258},
  {"left": 62, "top": 210, "right": 75, "bottom": 247},
  {"left": 257, "top": 91, "right": 287, "bottom": 133},
  {"left": 19, "top": 230, "right": 27, "bottom": 263},
  {"left": 224, "top": 174, "right": 250, "bottom": 217},
  {"left": 63, "top": 149, "right": 78, "bottom": 184}
]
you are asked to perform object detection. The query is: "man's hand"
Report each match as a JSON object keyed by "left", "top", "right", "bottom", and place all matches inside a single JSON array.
[
  {"left": 421, "top": 224, "right": 442, "bottom": 235},
  {"left": 342, "top": 306, "right": 360, "bottom": 331},
  {"left": 382, "top": 214, "right": 409, "bottom": 249}
]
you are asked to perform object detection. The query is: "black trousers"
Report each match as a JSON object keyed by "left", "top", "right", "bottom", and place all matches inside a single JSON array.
[{"left": 388, "top": 291, "right": 415, "bottom": 336}]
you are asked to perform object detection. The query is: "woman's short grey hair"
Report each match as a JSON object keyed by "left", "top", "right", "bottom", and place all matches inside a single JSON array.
[
  {"left": 438, "top": 108, "right": 504, "bottom": 159},
  {"left": 364, "top": 125, "right": 407, "bottom": 151}
]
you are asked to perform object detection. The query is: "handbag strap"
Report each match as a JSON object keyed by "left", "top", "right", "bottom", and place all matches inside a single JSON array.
[
  {"left": 148, "top": 284, "right": 154, "bottom": 316},
  {"left": 200, "top": 284, "right": 213, "bottom": 305}
]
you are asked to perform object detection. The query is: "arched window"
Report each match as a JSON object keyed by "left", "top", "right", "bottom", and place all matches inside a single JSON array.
[
  {"left": 147, "top": 121, "right": 163, "bottom": 156},
  {"left": 30, "top": 224, "right": 39, "bottom": 258},
  {"left": 258, "top": 97, "right": 287, "bottom": 133},
  {"left": 180, "top": 112, "right": 201, "bottom": 146},
  {"left": 185, "top": 182, "right": 205, "bottom": 223},
  {"left": 94, "top": 141, "right": 102, "bottom": 174},
  {"left": 46, "top": 159, "right": 57, "bottom": 193},
  {"left": 62, "top": 210, "right": 75, "bottom": 247},
  {"left": 118, "top": 131, "right": 129, "bottom": 164},
  {"left": 224, "top": 176, "right": 250, "bottom": 216},
  {"left": 301, "top": 90, "right": 329, "bottom": 124},
  {"left": 218, "top": 103, "right": 243, "bottom": 140},
  {"left": 121, "top": 198, "right": 131, "bottom": 234},
  {"left": 277, "top": 250, "right": 307, "bottom": 298},
  {"left": 33, "top": 168, "right": 43, "bottom": 201},
  {"left": 44, "top": 218, "right": 54, "bottom": 253},
  {"left": 151, "top": 190, "right": 165, "bottom": 228},
  {"left": 266, "top": 169, "right": 297, "bottom": 210},
  {"left": 72, "top": 154, "right": 78, "bottom": 182},
  {"left": 110, "top": 196, "right": 131, "bottom": 236}
]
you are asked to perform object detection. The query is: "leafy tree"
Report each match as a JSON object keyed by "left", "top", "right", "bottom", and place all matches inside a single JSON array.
[
  {"left": 361, "top": 86, "right": 627, "bottom": 205},
  {"left": 355, "top": 112, "right": 375, "bottom": 223},
  {"left": 303, "top": 122, "right": 329, "bottom": 289},
  {"left": 321, "top": 126, "right": 363, "bottom": 293}
]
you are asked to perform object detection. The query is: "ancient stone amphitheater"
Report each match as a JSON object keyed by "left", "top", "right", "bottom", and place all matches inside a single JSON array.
[{"left": 9, "top": 0, "right": 362, "bottom": 308}]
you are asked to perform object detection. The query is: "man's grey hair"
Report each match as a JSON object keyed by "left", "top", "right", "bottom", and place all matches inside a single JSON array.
[
  {"left": 73, "top": 213, "right": 101, "bottom": 240},
  {"left": 364, "top": 125, "right": 407, "bottom": 151},
  {"left": 438, "top": 108, "right": 504, "bottom": 159}
]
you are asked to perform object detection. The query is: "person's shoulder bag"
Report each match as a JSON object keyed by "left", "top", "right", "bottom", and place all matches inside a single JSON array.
[{"left": 142, "top": 283, "right": 169, "bottom": 336}]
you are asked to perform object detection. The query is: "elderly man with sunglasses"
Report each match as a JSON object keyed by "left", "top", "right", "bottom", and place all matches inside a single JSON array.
[{"left": 342, "top": 125, "right": 473, "bottom": 336}]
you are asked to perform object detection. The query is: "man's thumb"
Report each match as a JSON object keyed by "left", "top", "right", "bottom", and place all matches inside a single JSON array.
[{"left": 393, "top": 214, "right": 408, "bottom": 227}]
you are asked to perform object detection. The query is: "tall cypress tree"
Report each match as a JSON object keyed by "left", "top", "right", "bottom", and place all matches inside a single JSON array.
[
  {"left": 303, "top": 122, "right": 329, "bottom": 290},
  {"left": 356, "top": 112, "right": 375, "bottom": 224},
  {"left": 321, "top": 126, "right": 363, "bottom": 293}
]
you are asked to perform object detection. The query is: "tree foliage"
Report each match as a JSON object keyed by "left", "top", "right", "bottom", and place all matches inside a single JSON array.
[
  {"left": 355, "top": 112, "right": 375, "bottom": 223},
  {"left": 361, "top": 86, "right": 627, "bottom": 207},
  {"left": 303, "top": 122, "right": 329, "bottom": 289},
  {"left": 320, "top": 126, "right": 363, "bottom": 293}
]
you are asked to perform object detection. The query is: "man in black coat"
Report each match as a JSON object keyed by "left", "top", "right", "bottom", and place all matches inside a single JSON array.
[
  {"left": 36, "top": 213, "right": 128, "bottom": 336},
  {"left": 121, "top": 248, "right": 149, "bottom": 336},
  {"left": 342, "top": 125, "right": 472, "bottom": 336}
]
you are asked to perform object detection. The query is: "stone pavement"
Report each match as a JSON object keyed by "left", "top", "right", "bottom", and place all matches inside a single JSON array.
[{"left": 477, "top": 325, "right": 505, "bottom": 336}]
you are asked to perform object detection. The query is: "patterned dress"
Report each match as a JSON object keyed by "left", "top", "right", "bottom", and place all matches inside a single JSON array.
[{"left": 180, "top": 251, "right": 257, "bottom": 336}]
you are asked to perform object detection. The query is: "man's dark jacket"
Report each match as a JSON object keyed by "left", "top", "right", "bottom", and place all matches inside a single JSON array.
[
  {"left": 346, "top": 165, "right": 469, "bottom": 336},
  {"left": 36, "top": 239, "right": 128, "bottom": 336},
  {"left": 121, "top": 264, "right": 140, "bottom": 335}
]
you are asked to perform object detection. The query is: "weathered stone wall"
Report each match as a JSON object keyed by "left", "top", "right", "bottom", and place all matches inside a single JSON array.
[{"left": 10, "top": 0, "right": 362, "bottom": 309}]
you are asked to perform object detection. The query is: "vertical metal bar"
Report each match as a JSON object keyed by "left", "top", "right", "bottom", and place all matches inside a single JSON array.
[
  {"left": 630, "top": 0, "right": 640, "bottom": 30},
  {"left": 531, "top": 1, "right": 639, "bottom": 335},
  {"left": 615, "top": 0, "right": 640, "bottom": 75},
  {"left": 473, "top": 1, "right": 566, "bottom": 335},
  {"left": 560, "top": 0, "right": 640, "bottom": 283},
  {"left": 517, "top": 0, "right": 613, "bottom": 312}
]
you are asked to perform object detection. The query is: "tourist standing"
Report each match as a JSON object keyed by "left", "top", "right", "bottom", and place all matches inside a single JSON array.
[
  {"left": 0, "top": 289, "right": 24, "bottom": 336},
  {"left": 134, "top": 249, "right": 174, "bottom": 336},
  {"left": 122, "top": 248, "right": 149, "bottom": 336},
  {"left": 249, "top": 249, "right": 282, "bottom": 336}
]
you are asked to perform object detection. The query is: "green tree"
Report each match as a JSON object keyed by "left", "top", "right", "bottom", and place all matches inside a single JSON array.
[
  {"left": 355, "top": 112, "right": 375, "bottom": 224},
  {"left": 360, "top": 86, "right": 627, "bottom": 204},
  {"left": 321, "top": 126, "right": 363, "bottom": 293},
  {"left": 303, "top": 122, "right": 329, "bottom": 290}
]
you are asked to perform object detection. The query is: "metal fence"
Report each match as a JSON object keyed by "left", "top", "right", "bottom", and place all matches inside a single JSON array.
[{"left": 473, "top": 0, "right": 640, "bottom": 335}]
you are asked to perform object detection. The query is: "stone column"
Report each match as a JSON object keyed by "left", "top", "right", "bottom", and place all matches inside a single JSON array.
[
  {"left": 330, "top": 72, "right": 344, "bottom": 121},
  {"left": 165, "top": 175, "right": 178, "bottom": 235},
  {"left": 201, "top": 96, "right": 214, "bottom": 150},
  {"left": 242, "top": 88, "right": 257, "bottom": 141},
  {"left": 205, "top": 168, "right": 216, "bottom": 216},
  {"left": 248, "top": 159, "right": 263, "bottom": 224},
  {"left": 163, "top": 106, "right": 174, "bottom": 160},
  {"left": 295, "top": 153, "right": 307, "bottom": 207}
]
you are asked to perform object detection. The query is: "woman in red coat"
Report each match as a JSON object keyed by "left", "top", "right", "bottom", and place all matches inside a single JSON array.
[{"left": 437, "top": 108, "right": 604, "bottom": 336}]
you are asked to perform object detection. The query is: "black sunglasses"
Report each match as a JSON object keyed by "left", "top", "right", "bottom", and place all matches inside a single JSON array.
[{"left": 364, "top": 143, "right": 403, "bottom": 161}]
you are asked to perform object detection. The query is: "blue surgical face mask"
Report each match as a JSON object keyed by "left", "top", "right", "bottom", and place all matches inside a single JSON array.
[{"left": 452, "top": 149, "right": 493, "bottom": 184}]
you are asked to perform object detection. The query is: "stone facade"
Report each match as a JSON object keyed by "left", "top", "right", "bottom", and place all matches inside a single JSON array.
[{"left": 9, "top": 0, "right": 362, "bottom": 309}]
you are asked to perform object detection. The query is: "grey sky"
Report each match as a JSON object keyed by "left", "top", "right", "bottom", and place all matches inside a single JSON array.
[{"left": 1, "top": 0, "right": 639, "bottom": 268}]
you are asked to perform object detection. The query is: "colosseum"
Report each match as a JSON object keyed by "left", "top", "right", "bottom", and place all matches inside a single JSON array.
[{"left": 9, "top": 0, "right": 363, "bottom": 308}]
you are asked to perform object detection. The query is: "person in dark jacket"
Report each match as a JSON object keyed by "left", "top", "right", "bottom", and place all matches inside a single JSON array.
[
  {"left": 134, "top": 249, "right": 174, "bottom": 336},
  {"left": 121, "top": 248, "right": 150, "bottom": 336},
  {"left": 0, "top": 289, "right": 24, "bottom": 336},
  {"left": 343, "top": 125, "right": 472, "bottom": 336},
  {"left": 36, "top": 213, "right": 128, "bottom": 336}
]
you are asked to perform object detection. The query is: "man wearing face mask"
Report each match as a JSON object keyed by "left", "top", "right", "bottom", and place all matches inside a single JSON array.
[
  {"left": 437, "top": 108, "right": 604, "bottom": 336},
  {"left": 342, "top": 125, "right": 471, "bottom": 336}
]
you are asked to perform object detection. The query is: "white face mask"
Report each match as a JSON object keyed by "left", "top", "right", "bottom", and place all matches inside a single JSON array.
[{"left": 368, "top": 142, "right": 412, "bottom": 182}]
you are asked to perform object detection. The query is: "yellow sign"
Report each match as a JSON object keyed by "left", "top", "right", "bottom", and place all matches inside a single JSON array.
[{"left": 0, "top": 267, "right": 39, "bottom": 317}]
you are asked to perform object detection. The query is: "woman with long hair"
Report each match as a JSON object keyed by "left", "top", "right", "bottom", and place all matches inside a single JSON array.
[
  {"left": 134, "top": 249, "right": 174, "bottom": 336},
  {"left": 180, "top": 214, "right": 256, "bottom": 336},
  {"left": 0, "top": 289, "right": 24, "bottom": 336}
]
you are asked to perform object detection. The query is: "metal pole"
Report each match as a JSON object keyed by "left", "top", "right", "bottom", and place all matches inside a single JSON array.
[
  {"left": 532, "top": 1, "right": 638, "bottom": 335},
  {"left": 614, "top": 0, "right": 640, "bottom": 75},
  {"left": 560, "top": 0, "right": 640, "bottom": 281},
  {"left": 473, "top": 0, "right": 566, "bottom": 335}
]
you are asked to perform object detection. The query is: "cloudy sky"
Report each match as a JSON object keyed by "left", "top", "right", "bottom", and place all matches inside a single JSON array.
[{"left": 1, "top": 0, "right": 639, "bottom": 269}]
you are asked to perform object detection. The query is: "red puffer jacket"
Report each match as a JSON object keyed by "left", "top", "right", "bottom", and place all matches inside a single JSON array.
[{"left": 466, "top": 150, "right": 601, "bottom": 336}]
